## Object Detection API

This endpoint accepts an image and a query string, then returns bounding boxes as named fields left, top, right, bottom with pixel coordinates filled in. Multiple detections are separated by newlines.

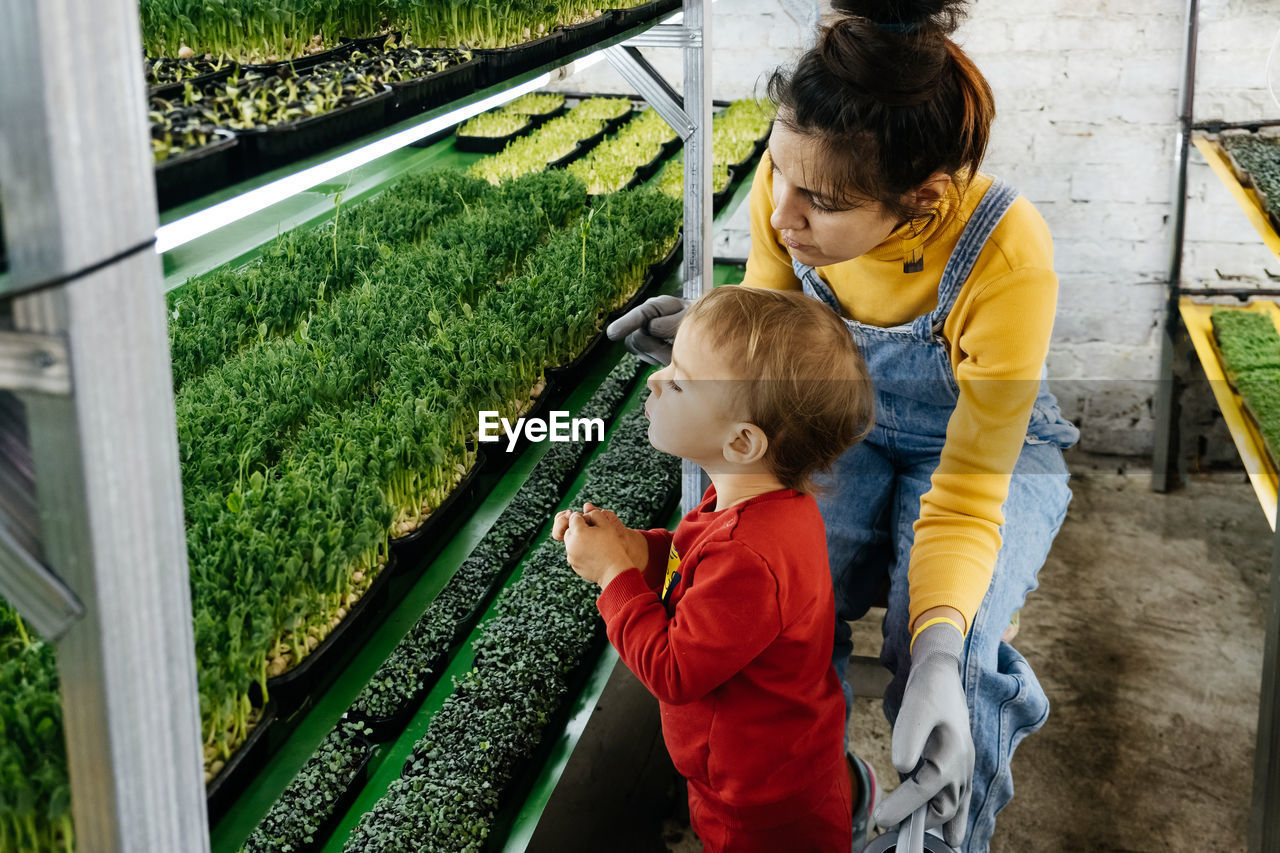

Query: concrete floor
left=658, top=452, right=1274, bottom=851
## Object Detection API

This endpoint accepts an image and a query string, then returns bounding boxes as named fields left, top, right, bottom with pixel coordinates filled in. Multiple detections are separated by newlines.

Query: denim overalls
left=795, top=178, right=1079, bottom=852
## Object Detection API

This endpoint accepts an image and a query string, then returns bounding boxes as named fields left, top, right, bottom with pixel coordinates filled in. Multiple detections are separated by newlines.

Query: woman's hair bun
left=830, top=0, right=968, bottom=34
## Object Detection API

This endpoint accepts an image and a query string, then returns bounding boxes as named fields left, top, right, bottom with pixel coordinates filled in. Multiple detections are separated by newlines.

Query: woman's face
left=767, top=121, right=902, bottom=267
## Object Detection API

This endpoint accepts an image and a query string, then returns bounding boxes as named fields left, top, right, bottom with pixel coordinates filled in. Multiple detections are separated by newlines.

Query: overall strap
left=792, top=257, right=844, bottom=316
left=914, top=177, right=1021, bottom=337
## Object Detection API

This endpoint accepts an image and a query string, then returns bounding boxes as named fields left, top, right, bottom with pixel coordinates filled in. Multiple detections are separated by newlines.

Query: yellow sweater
left=742, top=152, right=1059, bottom=632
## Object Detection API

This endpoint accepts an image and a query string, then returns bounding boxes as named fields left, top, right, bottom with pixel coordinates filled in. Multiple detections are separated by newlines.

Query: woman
left=608, top=1, right=1078, bottom=850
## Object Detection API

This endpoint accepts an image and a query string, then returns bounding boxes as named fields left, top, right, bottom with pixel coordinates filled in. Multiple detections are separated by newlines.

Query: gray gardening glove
left=605, top=293, right=690, bottom=366
left=873, top=621, right=974, bottom=848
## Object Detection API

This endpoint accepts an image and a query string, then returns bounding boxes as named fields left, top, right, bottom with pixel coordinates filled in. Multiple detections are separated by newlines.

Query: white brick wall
left=561, top=0, right=1280, bottom=457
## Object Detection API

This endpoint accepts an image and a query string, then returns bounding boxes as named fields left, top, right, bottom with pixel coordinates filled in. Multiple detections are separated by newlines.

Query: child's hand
left=580, top=505, right=650, bottom=571
left=552, top=502, right=602, bottom=542
left=562, top=506, right=641, bottom=589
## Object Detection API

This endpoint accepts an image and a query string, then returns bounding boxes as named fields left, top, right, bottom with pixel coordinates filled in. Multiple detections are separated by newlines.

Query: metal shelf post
left=605, top=0, right=711, bottom=514
left=0, top=0, right=210, bottom=850
left=1153, top=0, right=1280, bottom=846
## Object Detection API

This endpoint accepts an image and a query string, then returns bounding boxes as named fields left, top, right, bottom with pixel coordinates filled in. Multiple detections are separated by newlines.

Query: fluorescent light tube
left=154, top=72, right=552, bottom=254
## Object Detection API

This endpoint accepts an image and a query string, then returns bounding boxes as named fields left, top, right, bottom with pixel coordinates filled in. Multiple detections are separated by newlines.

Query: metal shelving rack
left=0, top=1, right=711, bottom=849
left=1152, top=0, right=1280, bottom=848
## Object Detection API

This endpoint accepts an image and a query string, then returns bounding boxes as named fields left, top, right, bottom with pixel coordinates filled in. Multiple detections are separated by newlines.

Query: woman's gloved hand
left=873, top=621, right=974, bottom=848
left=605, top=294, right=690, bottom=366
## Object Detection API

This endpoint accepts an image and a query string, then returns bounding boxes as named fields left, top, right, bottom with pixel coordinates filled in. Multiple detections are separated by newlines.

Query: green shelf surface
left=211, top=337, right=633, bottom=853
left=313, top=362, right=662, bottom=853
left=192, top=46, right=758, bottom=848
left=212, top=256, right=733, bottom=852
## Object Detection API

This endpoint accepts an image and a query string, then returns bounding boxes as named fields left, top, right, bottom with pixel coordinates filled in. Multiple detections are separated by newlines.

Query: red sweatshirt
left=596, top=486, right=848, bottom=816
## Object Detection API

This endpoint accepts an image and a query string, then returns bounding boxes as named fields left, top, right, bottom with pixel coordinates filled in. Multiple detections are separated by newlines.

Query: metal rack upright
left=1152, top=1, right=1280, bottom=848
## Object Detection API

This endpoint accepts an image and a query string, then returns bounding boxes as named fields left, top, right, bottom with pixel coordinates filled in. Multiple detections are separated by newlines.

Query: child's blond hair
left=682, top=285, right=873, bottom=493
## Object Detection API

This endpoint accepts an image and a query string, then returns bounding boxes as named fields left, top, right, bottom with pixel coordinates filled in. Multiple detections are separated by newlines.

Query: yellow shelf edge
left=1179, top=296, right=1279, bottom=530
left=1192, top=135, right=1280, bottom=263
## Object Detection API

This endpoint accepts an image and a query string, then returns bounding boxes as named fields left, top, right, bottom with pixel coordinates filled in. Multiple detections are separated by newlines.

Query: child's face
left=644, top=317, right=750, bottom=469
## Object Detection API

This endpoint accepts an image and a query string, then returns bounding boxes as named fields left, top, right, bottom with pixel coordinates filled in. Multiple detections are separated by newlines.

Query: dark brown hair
left=766, top=0, right=994, bottom=224
left=683, top=286, right=874, bottom=494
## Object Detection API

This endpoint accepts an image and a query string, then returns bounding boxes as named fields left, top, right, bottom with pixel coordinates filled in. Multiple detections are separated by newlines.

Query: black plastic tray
left=154, top=130, right=239, bottom=211
left=147, top=64, right=236, bottom=102
left=307, top=735, right=377, bottom=853
left=609, top=0, right=683, bottom=33
left=545, top=328, right=613, bottom=389
left=546, top=142, right=584, bottom=171
left=547, top=234, right=681, bottom=387
left=712, top=181, right=734, bottom=214
left=388, top=452, right=486, bottom=570
left=342, top=650, right=448, bottom=743
left=603, top=109, right=634, bottom=136
left=726, top=134, right=769, bottom=185
left=519, top=102, right=568, bottom=128
left=546, top=124, right=608, bottom=171
left=473, top=30, right=565, bottom=88
left=474, top=630, right=609, bottom=843
left=234, top=85, right=393, bottom=175
left=206, top=702, right=278, bottom=825
left=478, top=382, right=558, bottom=475
left=264, top=555, right=397, bottom=716
left=634, top=146, right=669, bottom=184
left=240, top=43, right=354, bottom=76
left=454, top=114, right=534, bottom=153
left=604, top=232, right=682, bottom=329
left=340, top=31, right=403, bottom=52
left=555, top=14, right=614, bottom=55
left=389, top=57, right=480, bottom=119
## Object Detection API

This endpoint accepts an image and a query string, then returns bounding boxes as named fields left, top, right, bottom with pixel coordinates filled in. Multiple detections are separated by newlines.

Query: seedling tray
left=342, top=651, right=448, bottom=743
left=547, top=235, right=682, bottom=388
left=389, top=57, right=480, bottom=119
left=479, top=382, right=559, bottom=476
left=207, top=702, right=278, bottom=826
left=634, top=147, right=669, bottom=184
left=265, top=556, right=397, bottom=717
left=234, top=85, right=393, bottom=175
left=154, top=129, right=239, bottom=211
left=473, top=31, right=564, bottom=88
left=545, top=331, right=613, bottom=389
left=546, top=125, right=609, bottom=171
left=614, top=232, right=684, bottom=318
left=603, top=110, right=633, bottom=136
left=340, top=32, right=404, bottom=52
left=388, top=453, right=486, bottom=570
left=306, top=735, right=378, bottom=853
left=712, top=182, right=734, bottom=214
left=1221, top=130, right=1280, bottom=236
left=454, top=114, right=535, bottom=153
left=240, top=43, right=354, bottom=76
left=554, top=14, right=614, bottom=55
left=727, top=134, right=769, bottom=185
left=147, top=64, right=235, bottom=101
left=474, top=631, right=610, bottom=842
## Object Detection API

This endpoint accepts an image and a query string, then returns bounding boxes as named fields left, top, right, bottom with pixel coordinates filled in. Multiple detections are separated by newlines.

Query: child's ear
left=722, top=422, right=769, bottom=466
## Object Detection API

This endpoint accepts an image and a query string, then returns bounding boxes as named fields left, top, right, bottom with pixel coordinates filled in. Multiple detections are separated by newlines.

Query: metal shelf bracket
left=622, top=23, right=701, bottom=49
left=601, top=45, right=696, bottom=138
left=0, top=330, right=72, bottom=396
left=0, top=524, right=84, bottom=641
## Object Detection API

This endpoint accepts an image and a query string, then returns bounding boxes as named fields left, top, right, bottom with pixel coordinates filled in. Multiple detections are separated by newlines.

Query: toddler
left=552, top=285, right=873, bottom=852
